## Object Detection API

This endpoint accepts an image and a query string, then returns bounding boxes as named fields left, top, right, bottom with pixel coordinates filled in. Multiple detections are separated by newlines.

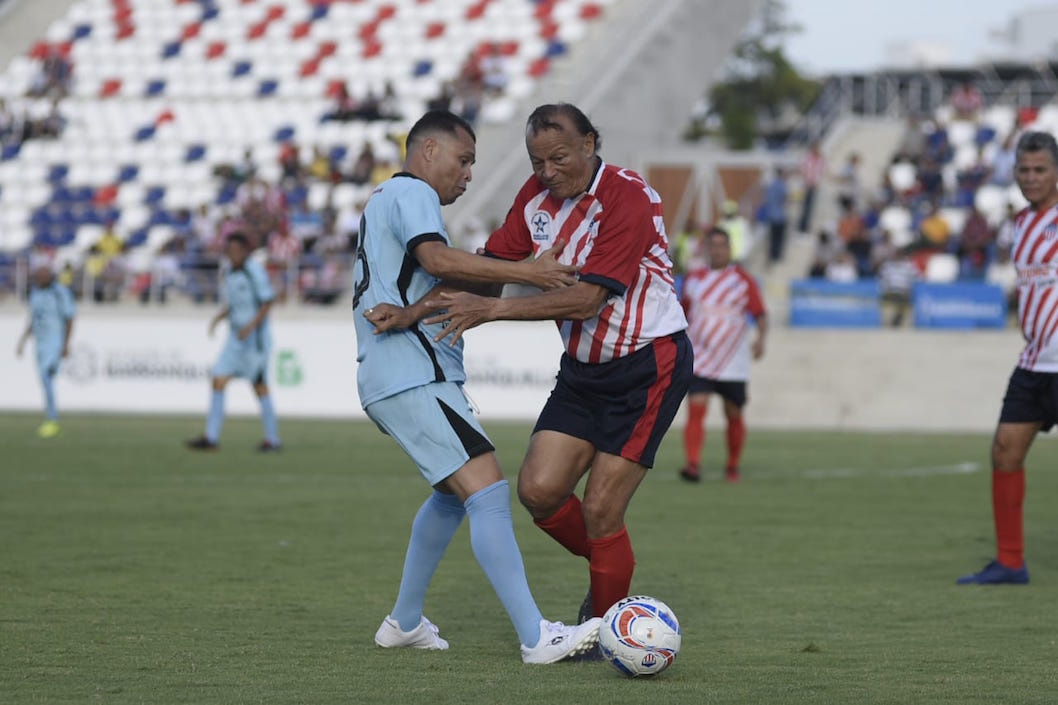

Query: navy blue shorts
left=999, top=367, right=1058, bottom=432
left=533, top=331, right=693, bottom=468
left=687, top=376, right=747, bottom=408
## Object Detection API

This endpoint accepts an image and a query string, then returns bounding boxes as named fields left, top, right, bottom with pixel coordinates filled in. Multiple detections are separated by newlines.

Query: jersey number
left=352, top=214, right=369, bottom=310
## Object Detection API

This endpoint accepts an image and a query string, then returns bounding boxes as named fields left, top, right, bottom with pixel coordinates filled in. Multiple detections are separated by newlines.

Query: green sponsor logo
left=276, top=350, right=303, bottom=387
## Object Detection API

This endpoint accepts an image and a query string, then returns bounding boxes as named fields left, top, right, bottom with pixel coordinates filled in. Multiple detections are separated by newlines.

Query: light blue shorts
left=213, top=335, right=270, bottom=383
left=366, top=382, right=495, bottom=486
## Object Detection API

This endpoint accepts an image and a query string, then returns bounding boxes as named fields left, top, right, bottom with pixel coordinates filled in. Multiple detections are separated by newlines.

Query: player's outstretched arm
left=62, top=318, right=74, bottom=358
left=752, top=312, right=769, bottom=359
left=414, top=241, right=576, bottom=291
left=208, top=306, right=229, bottom=337
left=426, top=281, right=610, bottom=346
left=15, top=321, right=31, bottom=357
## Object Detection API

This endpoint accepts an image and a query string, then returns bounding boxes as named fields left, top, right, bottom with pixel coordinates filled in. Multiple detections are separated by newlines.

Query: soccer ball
left=598, top=595, right=681, bottom=677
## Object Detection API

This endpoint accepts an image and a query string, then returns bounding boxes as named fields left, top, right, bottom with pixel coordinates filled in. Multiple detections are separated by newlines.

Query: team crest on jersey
left=530, top=211, right=552, bottom=241
left=1044, top=224, right=1058, bottom=240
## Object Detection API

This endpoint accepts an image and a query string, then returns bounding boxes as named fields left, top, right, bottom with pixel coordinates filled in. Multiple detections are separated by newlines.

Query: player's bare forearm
left=62, top=319, right=74, bottom=355
left=414, top=241, right=576, bottom=290
left=426, top=282, right=610, bottom=346
left=753, top=313, right=769, bottom=358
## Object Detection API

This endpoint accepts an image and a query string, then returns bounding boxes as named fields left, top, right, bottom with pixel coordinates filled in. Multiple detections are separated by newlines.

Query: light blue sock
left=205, top=389, right=225, bottom=442
left=465, top=480, right=544, bottom=647
left=42, top=371, right=58, bottom=421
left=258, top=394, right=280, bottom=445
left=391, top=491, right=466, bottom=632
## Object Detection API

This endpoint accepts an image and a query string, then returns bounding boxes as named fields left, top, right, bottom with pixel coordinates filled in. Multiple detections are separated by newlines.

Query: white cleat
left=374, top=615, right=449, bottom=650
left=520, top=618, right=602, bottom=664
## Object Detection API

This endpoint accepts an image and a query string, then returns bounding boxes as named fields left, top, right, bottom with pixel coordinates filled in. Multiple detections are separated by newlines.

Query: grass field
left=3, top=413, right=1058, bottom=704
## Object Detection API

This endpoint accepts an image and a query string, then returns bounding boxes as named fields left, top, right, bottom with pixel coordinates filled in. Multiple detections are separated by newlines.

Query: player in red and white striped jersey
left=678, top=227, right=767, bottom=484
left=958, top=131, right=1058, bottom=585
left=428, top=104, right=692, bottom=624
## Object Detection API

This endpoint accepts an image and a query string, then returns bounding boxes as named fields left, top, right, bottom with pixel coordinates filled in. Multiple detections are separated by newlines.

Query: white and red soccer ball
left=598, top=595, right=682, bottom=677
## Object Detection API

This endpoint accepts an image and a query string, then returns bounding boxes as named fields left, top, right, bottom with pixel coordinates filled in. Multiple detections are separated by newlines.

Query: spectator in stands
left=481, top=43, right=510, bottom=95
left=719, top=200, right=750, bottom=262
left=0, top=99, right=15, bottom=145
left=991, top=132, right=1017, bottom=187
left=670, top=218, right=702, bottom=275
left=996, top=201, right=1018, bottom=250
left=278, top=141, right=302, bottom=186
left=798, top=140, right=825, bottom=235
left=348, top=142, right=377, bottom=185
left=29, top=46, right=72, bottom=99
left=307, top=146, right=333, bottom=182
left=950, top=81, right=984, bottom=121
left=37, top=99, right=66, bottom=139
left=378, top=81, right=402, bottom=122
left=807, top=230, right=839, bottom=278
left=267, top=223, right=302, bottom=302
left=324, top=81, right=358, bottom=122
left=918, top=202, right=951, bottom=251
left=761, top=168, right=788, bottom=266
left=878, top=249, right=917, bottom=326
left=916, top=155, right=944, bottom=202
left=427, top=82, right=455, bottom=113
left=834, top=152, right=861, bottom=210
left=897, top=115, right=927, bottom=162
left=836, top=201, right=870, bottom=275
left=824, top=250, right=858, bottom=283
left=956, top=205, right=994, bottom=278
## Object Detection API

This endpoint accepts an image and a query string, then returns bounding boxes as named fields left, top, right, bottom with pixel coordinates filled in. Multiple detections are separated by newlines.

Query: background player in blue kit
left=354, top=110, right=599, bottom=663
left=186, top=232, right=281, bottom=452
left=16, top=265, right=76, bottom=438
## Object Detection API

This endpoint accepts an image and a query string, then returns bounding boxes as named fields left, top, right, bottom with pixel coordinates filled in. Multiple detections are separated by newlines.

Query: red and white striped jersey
left=1013, top=203, right=1058, bottom=372
left=485, top=161, right=687, bottom=363
left=681, top=264, right=765, bottom=381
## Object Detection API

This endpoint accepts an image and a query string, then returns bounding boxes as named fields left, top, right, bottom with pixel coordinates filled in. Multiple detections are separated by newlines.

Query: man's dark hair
left=526, top=103, right=602, bottom=151
left=707, top=226, right=730, bottom=242
left=226, top=231, right=250, bottom=249
left=406, top=110, right=476, bottom=150
left=1016, top=131, right=1058, bottom=166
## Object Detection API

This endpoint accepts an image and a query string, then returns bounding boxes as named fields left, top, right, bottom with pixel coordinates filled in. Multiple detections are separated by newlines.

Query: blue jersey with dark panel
left=223, top=258, right=274, bottom=347
left=29, top=283, right=75, bottom=351
left=353, top=173, right=465, bottom=407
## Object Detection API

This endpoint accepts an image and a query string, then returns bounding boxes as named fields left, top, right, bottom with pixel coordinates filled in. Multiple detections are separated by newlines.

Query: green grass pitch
left=2, top=413, right=1058, bottom=704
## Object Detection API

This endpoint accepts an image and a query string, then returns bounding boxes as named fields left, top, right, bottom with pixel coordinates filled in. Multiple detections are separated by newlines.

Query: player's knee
left=580, top=493, right=622, bottom=537
left=211, top=377, right=226, bottom=391
left=516, top=472, right=562, bottom=517
left=991, top=435, right=1024, bottom=471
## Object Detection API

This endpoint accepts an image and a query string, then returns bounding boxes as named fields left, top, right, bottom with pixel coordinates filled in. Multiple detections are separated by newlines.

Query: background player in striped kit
left=15, top=265, right=76, bottom=438
left=678, top=226, right=767, bottom=484
left=958, top=131, right=1058, bottom=585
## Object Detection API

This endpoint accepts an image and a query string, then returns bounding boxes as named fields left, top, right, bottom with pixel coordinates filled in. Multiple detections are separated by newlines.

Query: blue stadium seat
left=126, top=228, right=149, bottom=247
left=162, top=41, right=181, bottom=59
left=1, top=143, right=20, bottom=161
left=73, top=24, right=92, bottom=40
left=232, top=61, right=252, bottom=78
left=48, top=165, right=69, bottom=184
left=413, top=60, right=432, bottom=77
left=144, top=186, right=166, bottom=205
left=134, top=125, right=157, bottom=142
left=185, top=144, right=206, bottom=162
left=118, top=164, right=139, bottom=182
left=274, top=125, right=295, bottom=142
left=258, top=79, right=278, bottom=96
left=146, top=79, right=166, bottom=96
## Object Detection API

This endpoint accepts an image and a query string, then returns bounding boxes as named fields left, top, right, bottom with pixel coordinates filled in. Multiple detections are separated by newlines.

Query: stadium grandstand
left=0, top=0, right=754, bottom=304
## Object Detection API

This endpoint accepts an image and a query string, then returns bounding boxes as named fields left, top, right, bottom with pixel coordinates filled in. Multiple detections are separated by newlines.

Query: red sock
left=992, top=469, right=1025, bottom=569
left=683, top=401, right=707, bottom=467
left=534, top=495, right=590, bottom=559
left=588, top=528, right=635, bottom=617
left=726, top=416, right=746, bottom=470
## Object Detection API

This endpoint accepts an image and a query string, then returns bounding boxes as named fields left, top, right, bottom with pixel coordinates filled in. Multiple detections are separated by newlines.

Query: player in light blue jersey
left=186, top=232, right=281, bottom=452
left=16, top=266, right=76, bottom=438
left=355, top=110, right=599, bottom=664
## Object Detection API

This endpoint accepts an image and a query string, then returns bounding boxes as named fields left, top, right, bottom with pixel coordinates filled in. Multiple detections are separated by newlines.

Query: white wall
left=0, top=309, right=1030, bottom=432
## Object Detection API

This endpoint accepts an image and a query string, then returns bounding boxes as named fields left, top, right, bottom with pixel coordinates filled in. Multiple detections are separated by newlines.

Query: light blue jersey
left=29, top=283, right=75, bottom=362
left=223, top=258, right=274, bottom=347
left=353, top=173, right=465, bottom=407
left=212, top=258, right=275, bottom=381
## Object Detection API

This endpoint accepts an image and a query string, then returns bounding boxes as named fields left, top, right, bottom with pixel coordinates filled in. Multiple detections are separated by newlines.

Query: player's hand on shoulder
left=530, top=243, right=578, bottom=290
left=364, top=303, right=412, bottom=334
